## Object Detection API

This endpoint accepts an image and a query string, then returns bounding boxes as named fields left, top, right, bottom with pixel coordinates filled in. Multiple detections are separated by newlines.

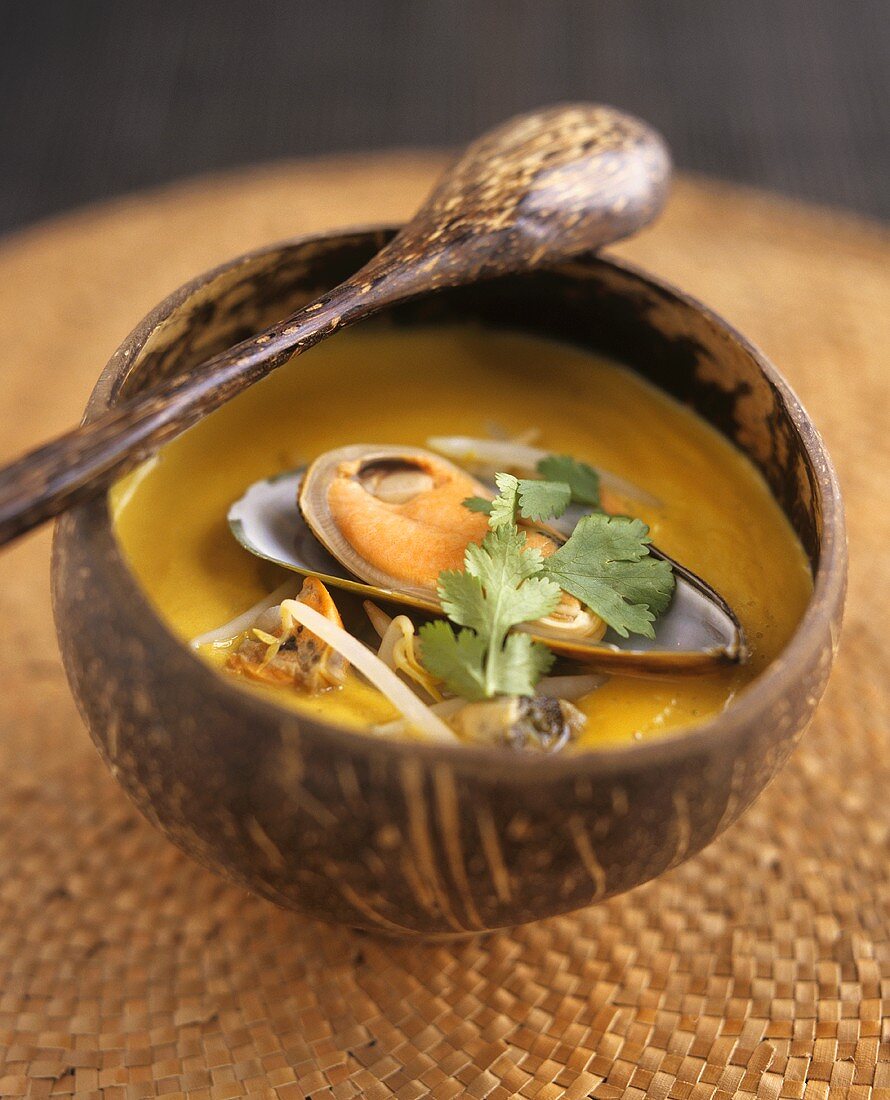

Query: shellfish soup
left=111, top=325, right=812, bottom=751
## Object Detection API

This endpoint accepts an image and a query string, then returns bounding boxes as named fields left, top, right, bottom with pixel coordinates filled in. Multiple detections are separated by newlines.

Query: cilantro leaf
left=462, top=496, right=493, bottom=515
left=423, top=462, right=675, bottom=701
left=437, top=567, right=489, bottom=634
left=496, top=632, right=555, bottom=695
left=427, top=522, right=561, bottom=699
left=488, top=472, right=520, bottom=529
left=517, top=479, right=571, bottom=522
left=542, top=513, right=675, bottom=638
left=484, top=470, right=571, bottom=526
left=537, top=454, right=601, bottom=508
left=419, top=618, right=554, bottom=702
left=418, top=621, right=488, bottom=701
left=463, top=525, right=547, bottom=595
left=458, top=526, right=561, bottom=656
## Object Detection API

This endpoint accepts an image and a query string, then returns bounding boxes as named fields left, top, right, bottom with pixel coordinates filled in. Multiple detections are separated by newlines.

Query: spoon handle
left=0, top=277, right=390, bottom=547
left=0, top=104, right=671, bottom=548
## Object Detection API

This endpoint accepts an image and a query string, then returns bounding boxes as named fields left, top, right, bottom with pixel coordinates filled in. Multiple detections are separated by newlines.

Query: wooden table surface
left=0, top=157, right=887, bottom=1098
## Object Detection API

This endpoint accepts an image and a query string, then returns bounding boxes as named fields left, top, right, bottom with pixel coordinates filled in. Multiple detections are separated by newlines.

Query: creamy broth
left=111, top=326, right=812, bottom=747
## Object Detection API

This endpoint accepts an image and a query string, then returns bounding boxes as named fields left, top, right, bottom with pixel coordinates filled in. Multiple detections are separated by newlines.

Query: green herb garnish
left=462, top=496, right=494, bottom=515
left=541, top=514, right=674, bottom=638
left=421, top=457, right=674, bottom=700
left=419, top=483, right=561, bottom=700
left=536, top=454, right=601, bottom=508
left=463, top=471, right=571, bottom=527
left=515, top=478, right=572, bottom=523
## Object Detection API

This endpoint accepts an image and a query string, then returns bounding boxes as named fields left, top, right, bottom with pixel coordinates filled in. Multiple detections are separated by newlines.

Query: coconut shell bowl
left=51, top=226, right=846, bottom=938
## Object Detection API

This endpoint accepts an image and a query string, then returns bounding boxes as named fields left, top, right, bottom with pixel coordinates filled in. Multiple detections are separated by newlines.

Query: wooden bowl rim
left=64, top=223, right=846, bottom=780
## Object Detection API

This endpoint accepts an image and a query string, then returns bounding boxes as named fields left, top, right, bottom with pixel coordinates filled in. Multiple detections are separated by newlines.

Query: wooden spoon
left=0, top=103, right=670, bottom=547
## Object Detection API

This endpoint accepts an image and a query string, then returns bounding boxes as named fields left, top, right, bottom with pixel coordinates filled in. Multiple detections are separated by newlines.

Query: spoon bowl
left=368, top=103, right=670, bottom=287
left=52, top=226, right=845, bottom=936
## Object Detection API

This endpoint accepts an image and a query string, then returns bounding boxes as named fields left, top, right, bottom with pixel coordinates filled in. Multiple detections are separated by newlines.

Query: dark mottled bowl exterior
left=52, top=228, right=846, bottom=937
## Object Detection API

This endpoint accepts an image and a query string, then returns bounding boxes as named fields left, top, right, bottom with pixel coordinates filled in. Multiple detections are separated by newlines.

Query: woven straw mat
left=0, top=157, right=887, bottom=1098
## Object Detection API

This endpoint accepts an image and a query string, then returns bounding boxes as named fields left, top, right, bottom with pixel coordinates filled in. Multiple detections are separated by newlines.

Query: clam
left=228, top=445, right=746, bottom=675
left=450, top=695, right=587, bottom=753
left=226, top=576, right=348, bottom=691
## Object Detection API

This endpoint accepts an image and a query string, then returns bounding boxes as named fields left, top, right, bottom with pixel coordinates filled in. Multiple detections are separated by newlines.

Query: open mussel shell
left=228, top=467, right=441, bottom=615
left=228, top=468, right=437, bottom=616
left=229, top=450, right=746, bottom=677
left=516, top=548, right=745, bottom=673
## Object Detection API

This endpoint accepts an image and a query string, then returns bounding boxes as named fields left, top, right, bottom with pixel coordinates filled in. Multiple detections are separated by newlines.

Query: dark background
left=1, top=0, right=888, bottom=236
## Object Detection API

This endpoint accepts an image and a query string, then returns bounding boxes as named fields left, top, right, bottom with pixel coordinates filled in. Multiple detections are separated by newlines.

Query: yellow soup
left=111, top=325, right=812, bottom=748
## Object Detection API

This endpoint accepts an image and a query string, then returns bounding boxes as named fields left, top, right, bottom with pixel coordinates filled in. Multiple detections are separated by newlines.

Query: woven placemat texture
left=0, top=157, right=887, bottom=1099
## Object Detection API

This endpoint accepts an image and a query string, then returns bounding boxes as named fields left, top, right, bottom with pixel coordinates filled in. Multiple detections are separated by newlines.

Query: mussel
left=300, top=445, right=493, bottom=604
left=228, top=444, right=746, bottom=675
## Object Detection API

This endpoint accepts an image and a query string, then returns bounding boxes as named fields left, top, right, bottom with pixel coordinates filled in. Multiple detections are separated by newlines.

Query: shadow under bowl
left=52, top=226, right=846, bottom=937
